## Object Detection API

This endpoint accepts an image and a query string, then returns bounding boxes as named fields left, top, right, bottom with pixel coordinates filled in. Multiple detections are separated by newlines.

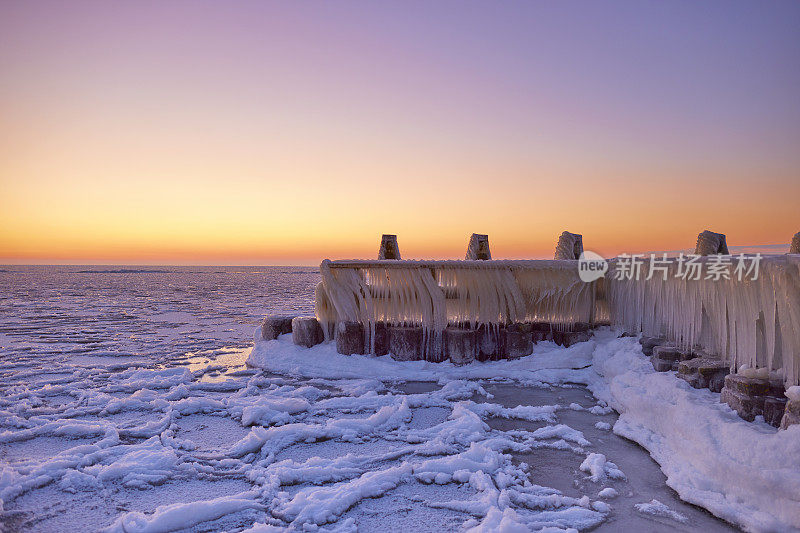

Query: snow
left=597, top=487, right=618, bottom=499
left=247, top=332, right=596, bottom=384
left=245, top=330, right=800, bottom=532
left=2, top=326, right=622, bottom=531
left=634, top=499, right=689, bottom=524
left=786, top=385, right=800, bottom=403
left=2, top=279, right=796, bottom=533
left=589, top=332, right=800, bottom=532
left=579, top=453, right=625, bottom=483
left=275, top=465, right=412, bottom=526
left=104, top=492, right=265, bottom=533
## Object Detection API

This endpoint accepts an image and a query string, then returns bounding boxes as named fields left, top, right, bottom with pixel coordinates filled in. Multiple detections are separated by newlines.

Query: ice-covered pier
left=258, top=231, right=800, bottom=429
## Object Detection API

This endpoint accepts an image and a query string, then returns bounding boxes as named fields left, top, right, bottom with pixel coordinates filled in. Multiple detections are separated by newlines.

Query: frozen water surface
left=0, top=266, right=774, bottom=531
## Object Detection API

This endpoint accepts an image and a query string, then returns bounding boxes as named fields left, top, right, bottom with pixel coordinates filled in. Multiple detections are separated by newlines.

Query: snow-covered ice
left=0, top=329, right=745, bottom=532
left=634, top=499, right=689, bottom=524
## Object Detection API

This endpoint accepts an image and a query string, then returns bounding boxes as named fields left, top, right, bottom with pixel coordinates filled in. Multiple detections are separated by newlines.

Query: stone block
left=445, top=327, right=477, bottom=365
left=640, top=336, right=665, bottom=356
left=721, top=388, right=763, bottom=422
left=531, top=330, right=548, bottom=343
left=477, top=325, right=503, bottom=361
left=531, top=322, right=553, bottom=343
left=389, top=325, right=423, bottom=361
left=260, top=315, right=294, bottom=341
left=768, top=379, right=785, bottom=398
left=503, top=323, right=533, bottom=359
left=708, top=372, right=728, bottom=393
left=335, top=321, right=365, bottom=355
left=677, top=358, right=730, bottom=390
left=372, top=322, right=389, bottom=356
left=719, top=373, right=786, bottom=424
left=292, top=316, right=324, bottom=348
left=558, top=331, right=592, bottom=347
left=651, top=356, right=674, bottom=372
left=764, top=397, right=788, bottom=428
left=652, top=345, right=680, bottom=362
left=723, top=374, right=770, bottom=397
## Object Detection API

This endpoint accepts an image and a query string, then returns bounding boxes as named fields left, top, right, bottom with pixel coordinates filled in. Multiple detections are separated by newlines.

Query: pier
left=257, top=231, right=800, bottom=429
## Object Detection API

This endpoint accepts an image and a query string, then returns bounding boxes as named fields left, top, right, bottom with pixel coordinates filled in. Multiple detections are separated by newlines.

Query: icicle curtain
left=606, top=255, right=800, bottom=386
left=315, top=259, right=597, bottom=360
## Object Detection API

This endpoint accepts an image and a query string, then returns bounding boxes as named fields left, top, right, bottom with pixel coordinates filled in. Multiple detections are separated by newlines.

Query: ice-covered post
left=292, top=317, right=324, bottom=348
left=466, top=233, right=491, bottom=260
left=258, top=315, right=294, bottom=341
left=782, top=388, right=800, bottom=429
left=444, top=327, right=477, bottom=364
left=335, top=321, right=365, bottom=355
left=790, top=232, right=800, bottom=254
left=695, top=230, right=729, bottom=256
left=554, top=231, right=583, bottom=260
left=378, top=234, right=401, bottom=260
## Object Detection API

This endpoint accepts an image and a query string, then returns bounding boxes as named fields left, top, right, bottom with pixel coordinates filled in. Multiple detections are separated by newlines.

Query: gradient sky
left=1, top=1, right=799, bottom=265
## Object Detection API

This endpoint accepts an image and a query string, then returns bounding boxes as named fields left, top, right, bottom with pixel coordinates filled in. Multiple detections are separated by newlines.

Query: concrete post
left=554, top=231, right=584, bottom=260
left=503, top=323, right=533, bottom=359
left=444, top=327, right=477, bottom=365
left=292, top=316, right=325, bottom=348
left=477, top=324, right=503, bottom=361
left=531, top=322, right=553, bottom=343
left=378, top=235, right=401, bottom=260
left=336, top=321, right=365, bottom=355
left=259, top=316, right=294, bottom=341
left=695, top=230, right=729, bottom=256
left=466, top=234, right=491, bottom=260
left=372, top=322, right=390, bottom=356
left=388, top=325, right=422, bottom=361
left=790, top=232, right=800, bottom=254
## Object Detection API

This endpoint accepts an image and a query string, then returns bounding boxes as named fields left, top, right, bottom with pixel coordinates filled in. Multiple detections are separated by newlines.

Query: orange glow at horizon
left=1, top=2, right=799, bottom=265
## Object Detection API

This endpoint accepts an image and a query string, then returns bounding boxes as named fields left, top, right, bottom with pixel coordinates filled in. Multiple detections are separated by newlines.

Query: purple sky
left=1, top=1, right=799, bottom=263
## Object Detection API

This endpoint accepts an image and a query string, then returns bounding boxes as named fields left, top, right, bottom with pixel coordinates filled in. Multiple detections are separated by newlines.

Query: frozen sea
left=0, top=266, right=764, bottom=531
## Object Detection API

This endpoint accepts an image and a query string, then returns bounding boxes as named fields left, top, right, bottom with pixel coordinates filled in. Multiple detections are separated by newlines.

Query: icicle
left=605, top=255, right=800, bottom=386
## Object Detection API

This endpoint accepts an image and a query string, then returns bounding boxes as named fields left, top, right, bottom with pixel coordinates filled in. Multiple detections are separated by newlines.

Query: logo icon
left=578, top=251, right=608, bottom=282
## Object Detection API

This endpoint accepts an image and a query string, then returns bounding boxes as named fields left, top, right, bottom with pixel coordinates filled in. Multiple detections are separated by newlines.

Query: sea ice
left=0, top=324, right=792, bottom=532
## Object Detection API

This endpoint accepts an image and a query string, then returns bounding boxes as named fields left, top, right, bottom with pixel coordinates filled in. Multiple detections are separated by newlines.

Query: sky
left=1, top=1, right=799, bottom=265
